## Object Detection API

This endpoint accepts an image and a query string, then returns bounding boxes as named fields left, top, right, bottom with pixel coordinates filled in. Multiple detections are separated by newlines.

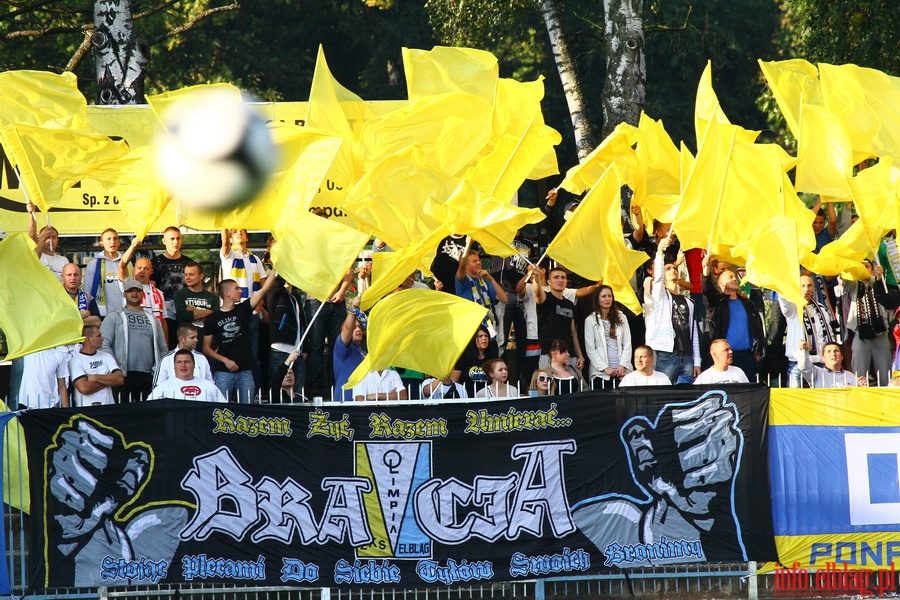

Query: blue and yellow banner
left=770, top=388, right=900, bottom=570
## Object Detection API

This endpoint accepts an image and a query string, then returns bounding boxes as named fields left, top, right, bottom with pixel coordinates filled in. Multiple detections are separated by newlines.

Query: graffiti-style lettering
left=604, top=537, right=703, bottom=566
left=180, top=447, right=373, bottom=546
left=415, top=441, right=577, bottom=543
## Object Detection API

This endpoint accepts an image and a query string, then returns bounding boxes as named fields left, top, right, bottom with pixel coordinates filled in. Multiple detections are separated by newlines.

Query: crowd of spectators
left=8, top=190, right=896, bottom=409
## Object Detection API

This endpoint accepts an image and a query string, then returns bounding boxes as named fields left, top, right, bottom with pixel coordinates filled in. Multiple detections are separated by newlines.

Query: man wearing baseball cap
left=100, top=277, right=167, bottom=403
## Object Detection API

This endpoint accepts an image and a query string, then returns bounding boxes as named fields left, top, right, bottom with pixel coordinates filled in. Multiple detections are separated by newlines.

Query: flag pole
left=288, top=292, right=327, bottom=370
left=15, top=165, right=55, bottom=252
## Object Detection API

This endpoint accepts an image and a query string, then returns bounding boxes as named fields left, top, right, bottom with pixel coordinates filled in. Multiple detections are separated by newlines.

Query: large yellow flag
left=175, top=123, right=343, bottom=231
left=757, top=59, right=823, bottom=139
left=849, top=158, right=897, bottom=250
left=88, top=146, right=170, bottom=239
left=345, top=288, right=487, bottom=389
left=403, top=46, right=498, bottom=103
left=558, top=122, right=639, bottom=194
left=819, top=63, right=900, bottom=164
left=0, top=123, right=129, bottom=211
left=733, top=215, right=806, bottom=309
left=795, top=102, right=853, bottom=198
left=0, top=234, right=84, bottom=361
left=442, top=181, right=545, bottom=257
left=801, top=220, right=871, bottom=280
left=633, top=113, right=681, bottom=223
left=492, top=77, right=559, bottom=179
left=359, top=92, right=493, bottom=177
left=694, top=62, right=759, bottom=148
left=270, top=212, right=370, bottom=303
left=546, top=164, right=647, bottom=314
left=360, top=226, right=450, bottom=311
left=464, top=122, right=561, bottom=205
left=341, top=145, right=454, bottom=249
left=307, top=46, right=373, bottom=207
left=0, top=70, right=89, bottom=130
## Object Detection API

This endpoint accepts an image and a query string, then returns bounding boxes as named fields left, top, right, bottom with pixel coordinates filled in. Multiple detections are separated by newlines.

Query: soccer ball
left=156, top=89, right=277, bottom=211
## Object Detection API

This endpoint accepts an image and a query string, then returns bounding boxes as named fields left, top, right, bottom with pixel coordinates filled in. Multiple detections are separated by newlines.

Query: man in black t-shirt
left=204, top=273, right=277, bottom=403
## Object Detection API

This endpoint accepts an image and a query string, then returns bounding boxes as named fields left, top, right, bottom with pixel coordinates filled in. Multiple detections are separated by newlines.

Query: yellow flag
left=270, top=212, right=370, bottom=303
left=87, top=146, right=170, bottom=238
left=464, top=122, right=561, bottom=203
left=633, top=113, right=682, bottom=223
left=758, top=59, right=823, bottom=139
left=802, top=220, right=871, bottom=280
left=0, top=234, right=84, bottom=361
left=694, top=62, right=759, bottom=147
left=0, top=70, right=89, bottom=130
left=850, top=158, right=897, bottom=250
left=307, top=46, right=373, bottom=206
left=0, top=401, right=29, bottom=514
left=819, top=63, right=900, bottom=164
left=403, top=46, right=498, bottom=103
left=558, top=122, right=639, bottom=194
left=361, top=227, right=449, bottom=311
left=795, top=102, right=853, bottom=198
left=492, top=77, right=559, bottom=179
left=546, top=164, right=647, bottom=314
left=345, top=288, right=487, bottom=389
left=0, top=123, right=129, bottom=211
left=341, top=145, right=454, bottom=249
left=359, top=92, right=493, bottom=177
left=677, top=119, right=794, bottom=255
left=733, top=216, right=806, bottom=309
left=176, top=123, right=343, bottom=231
left=443, top=181, right=545, bottom=257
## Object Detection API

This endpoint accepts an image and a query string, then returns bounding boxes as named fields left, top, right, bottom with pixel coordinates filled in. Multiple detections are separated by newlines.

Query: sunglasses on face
left=537, top=375, right=551, bottom=382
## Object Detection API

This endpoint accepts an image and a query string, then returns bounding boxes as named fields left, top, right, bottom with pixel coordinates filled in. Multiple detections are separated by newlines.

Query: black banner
left=20, top=385, right=775, bottom=589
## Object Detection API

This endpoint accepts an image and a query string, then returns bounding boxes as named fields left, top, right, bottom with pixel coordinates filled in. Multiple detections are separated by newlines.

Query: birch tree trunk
left=92, top=0, right=149, bottom=104
left=537, top=0, right=596, bottom=161
left=600, top=0, right=645, bottom=138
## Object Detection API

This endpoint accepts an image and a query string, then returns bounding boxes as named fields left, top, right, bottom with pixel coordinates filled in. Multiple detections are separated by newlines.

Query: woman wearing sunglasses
left=528, top=368, right=557, bottom=396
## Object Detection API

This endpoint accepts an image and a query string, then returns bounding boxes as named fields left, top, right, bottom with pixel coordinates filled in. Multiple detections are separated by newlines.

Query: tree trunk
left=92, top=0, right=149, bottom=104
left=600, top=0, right=644, bottom=138
left=537, top=0, right=596, bottom=161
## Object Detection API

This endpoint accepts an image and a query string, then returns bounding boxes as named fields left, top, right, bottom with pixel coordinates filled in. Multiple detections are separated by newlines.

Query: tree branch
left=65, top=30, right=94, bottom=72
left=150, top=2, right=240, bottom=44
left=3, top=25, right=91, bottom=39
left=133, top=0, right=181, bottom=21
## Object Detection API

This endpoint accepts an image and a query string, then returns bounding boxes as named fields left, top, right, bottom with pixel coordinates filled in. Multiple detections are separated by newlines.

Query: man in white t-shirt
left=619, top=346, right=671, bottom=387
left=694, top=339, right=750, bottom=385
left=18, top=346, right=70, bottom=409
left=153, top=323, right=213, bottom=387
left=797, top=340, right=864, bottom=388
left=69, top=325, right=123, bottom=406
left=148, top=350, right=227, bottom=402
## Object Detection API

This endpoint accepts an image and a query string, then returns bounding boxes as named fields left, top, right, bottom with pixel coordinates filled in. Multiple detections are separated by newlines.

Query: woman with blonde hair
left=528, top=368, right=556, bottom=396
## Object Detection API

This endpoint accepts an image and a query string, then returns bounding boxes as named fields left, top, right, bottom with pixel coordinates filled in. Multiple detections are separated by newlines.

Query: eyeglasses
left=537, top=375, right=551, bottom=382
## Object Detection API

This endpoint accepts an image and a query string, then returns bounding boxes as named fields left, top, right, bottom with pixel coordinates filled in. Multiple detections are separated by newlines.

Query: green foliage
left=783, top=0, right=898, bottom=76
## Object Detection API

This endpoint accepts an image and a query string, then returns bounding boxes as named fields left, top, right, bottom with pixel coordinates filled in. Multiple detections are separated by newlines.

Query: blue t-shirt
left=725, top=298, right=752, bottom=351
left=333, top=337, right=365, bottom=402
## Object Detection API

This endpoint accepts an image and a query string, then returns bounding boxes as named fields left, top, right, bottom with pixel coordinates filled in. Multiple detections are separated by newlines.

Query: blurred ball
left=156, top=90, right=277, bottom=210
